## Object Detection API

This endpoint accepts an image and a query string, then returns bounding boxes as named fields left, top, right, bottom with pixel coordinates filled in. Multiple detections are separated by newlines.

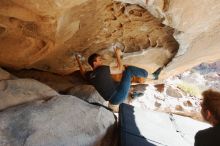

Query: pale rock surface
left=0, top=67, right=11, bottom=80
left=156, top=0, right=220, bottom=78
left=67, top=85, right=106, bottom=105
left=117, top=0, right=220, bottom=79
left=0, top=95, right=116, bottom=146
left=166, top=86, right=183, bottom=98
left=0, top=78, right=58, bottom=111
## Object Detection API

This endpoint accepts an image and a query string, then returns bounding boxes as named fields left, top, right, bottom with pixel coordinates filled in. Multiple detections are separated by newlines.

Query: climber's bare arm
left=75, top=55, right=86, bottom=78
left=110, top=48, right=125, bottom=82
left=114, top=47, right=124, bottom=71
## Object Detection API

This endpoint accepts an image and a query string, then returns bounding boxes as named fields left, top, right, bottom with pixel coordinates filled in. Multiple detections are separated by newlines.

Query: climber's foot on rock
left=152, top=67, right=163, bottom=80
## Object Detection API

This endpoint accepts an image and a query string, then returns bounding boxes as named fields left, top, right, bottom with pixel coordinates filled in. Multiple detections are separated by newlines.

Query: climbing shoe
left=108, top=103, right=119, bottom=113
left=131, top=92, right=144, bottom=99
left=152, top=67, right=163, bottom=80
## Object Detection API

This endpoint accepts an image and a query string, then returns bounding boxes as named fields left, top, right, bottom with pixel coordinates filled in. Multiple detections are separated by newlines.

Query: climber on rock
left=75, top=48, right=162, bottom=112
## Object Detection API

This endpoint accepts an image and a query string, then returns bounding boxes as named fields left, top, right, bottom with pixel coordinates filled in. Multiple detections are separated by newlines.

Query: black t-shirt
left=195, top=124, right=220, bottom=146
left=86, top=65, right=119, bottom=101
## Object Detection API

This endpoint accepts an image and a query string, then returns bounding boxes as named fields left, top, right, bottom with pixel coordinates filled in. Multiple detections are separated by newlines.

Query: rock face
left=0, top=0, right=178, bottom=75
left=0, top=78, right=58, bottom=111
left=0, top=0, right=220, bottom=77
left=0, top=67, right=59, bottom=111
left=0, top=68, right=58, bottom=111
left=10, top=69, right=85, bottom=93
left=0, top=68, right=11, bottom=80
left=117, top=0, right=220, bottom=78
left=149, top=0, right=220, bottom=78
left=0, top=95, right=116, bottom=146
left=67, top=84, right=106, bottom=104
left=0, top=69, right=116, bottom=146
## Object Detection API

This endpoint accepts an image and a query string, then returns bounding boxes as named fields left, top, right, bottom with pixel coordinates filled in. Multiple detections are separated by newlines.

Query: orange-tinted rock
left=175, top=105, right=183, bottom=111
left=0, top=0, right=178, bottom=75
left=183, top=100, right=193, bottom=107
left=154, top=84, right=165, bottom=92
left=1, top=0, right=219, bottom=79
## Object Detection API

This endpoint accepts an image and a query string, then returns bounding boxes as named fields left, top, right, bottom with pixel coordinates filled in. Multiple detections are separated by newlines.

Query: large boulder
left=0, top=95, right=116, bottom=146
left=0, top=78, right=58, bottom=111
left=67, top=85, right=106, bottom=105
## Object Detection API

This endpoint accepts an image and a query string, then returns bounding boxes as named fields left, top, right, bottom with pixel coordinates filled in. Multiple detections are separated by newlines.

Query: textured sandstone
left=0, top=0, right=178, bottom=75
left=116, top=0, right=220, bottom=78
left=0, top=0, right=220, bottom=77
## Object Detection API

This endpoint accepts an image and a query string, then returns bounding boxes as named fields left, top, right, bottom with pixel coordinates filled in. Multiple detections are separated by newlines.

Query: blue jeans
left=109, top=66, right=148, bottom=104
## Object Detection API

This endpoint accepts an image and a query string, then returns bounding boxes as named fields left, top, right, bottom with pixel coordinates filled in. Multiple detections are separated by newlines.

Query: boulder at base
left=0, top=95, right=116, bottom=146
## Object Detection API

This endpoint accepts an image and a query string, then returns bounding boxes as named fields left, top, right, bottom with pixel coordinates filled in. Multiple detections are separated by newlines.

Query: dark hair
left=88, top=53, right=100, bottom=67
left=202, top=89, right=220, bottom=122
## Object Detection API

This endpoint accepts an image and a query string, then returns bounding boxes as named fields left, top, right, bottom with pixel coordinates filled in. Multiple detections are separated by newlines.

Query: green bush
left=177, top=82, right=201, bottom=97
